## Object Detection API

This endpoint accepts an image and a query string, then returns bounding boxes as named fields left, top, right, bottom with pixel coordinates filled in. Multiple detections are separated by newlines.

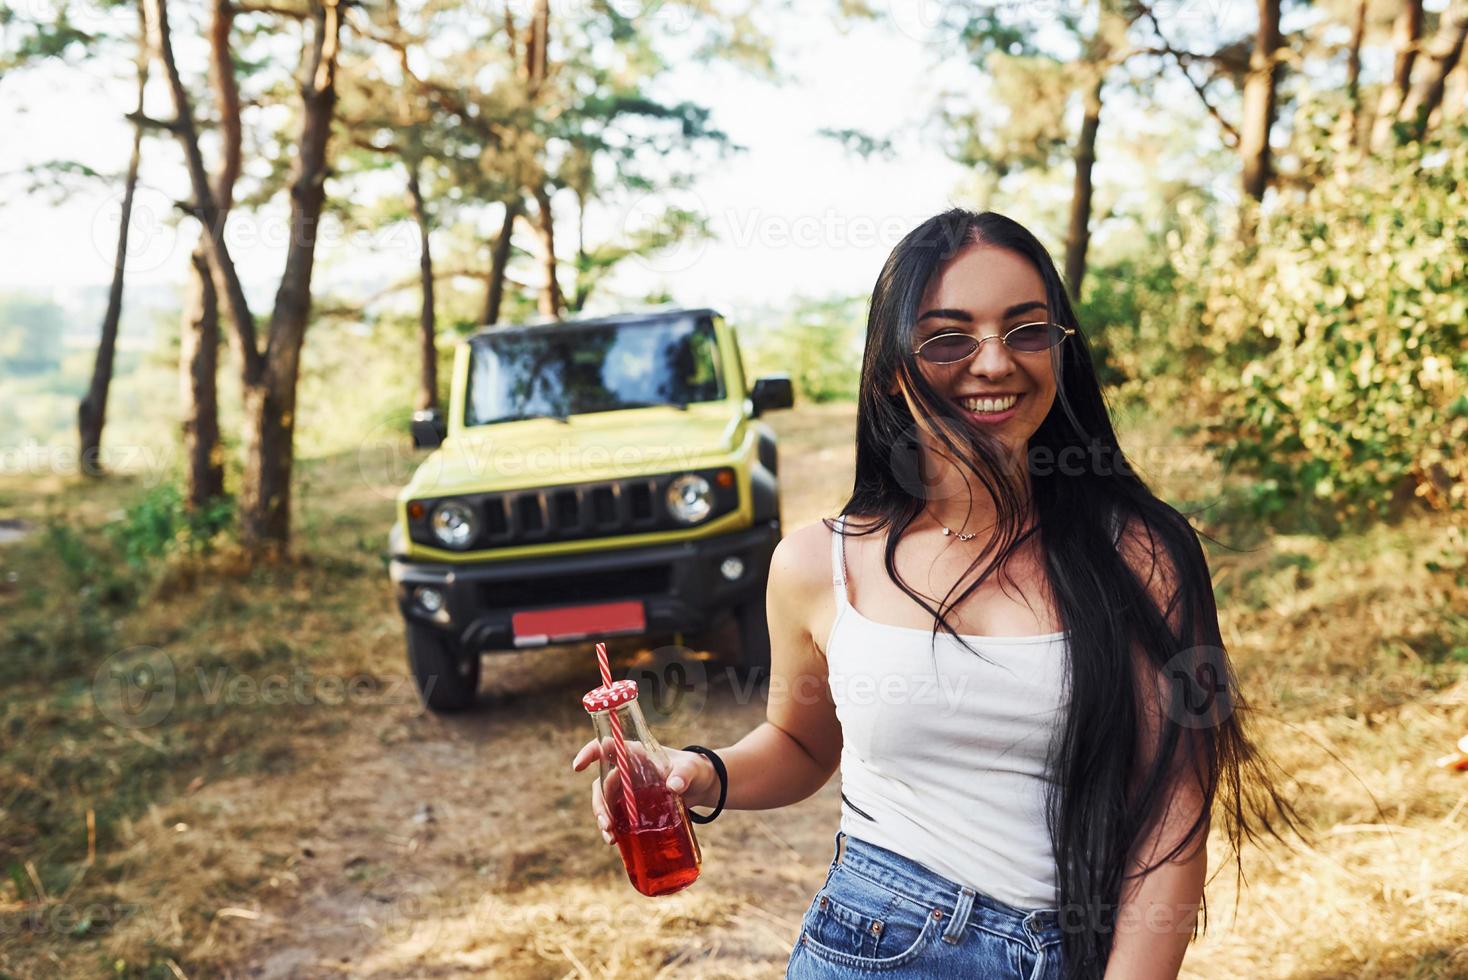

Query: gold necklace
left=939, top=524, right=977, bottom=541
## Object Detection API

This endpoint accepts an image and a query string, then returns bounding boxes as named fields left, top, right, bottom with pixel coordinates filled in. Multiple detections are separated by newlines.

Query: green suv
left=388, top=307, right=793, bottom=711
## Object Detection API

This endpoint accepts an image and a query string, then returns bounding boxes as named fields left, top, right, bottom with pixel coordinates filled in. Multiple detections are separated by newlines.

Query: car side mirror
left=411, top=408, right=446, bottom=449
left=748, top=375, right=794, bottom=418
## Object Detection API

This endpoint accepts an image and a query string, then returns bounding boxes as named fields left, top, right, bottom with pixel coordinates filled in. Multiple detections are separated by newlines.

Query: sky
left=0, top=1, right=1261, bottom=331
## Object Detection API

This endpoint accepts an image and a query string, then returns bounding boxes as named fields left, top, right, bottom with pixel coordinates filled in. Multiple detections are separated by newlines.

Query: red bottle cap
left=582, top=678, right=639, bottom=712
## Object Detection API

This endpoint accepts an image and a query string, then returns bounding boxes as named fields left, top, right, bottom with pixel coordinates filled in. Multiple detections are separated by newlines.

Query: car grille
left=481, top=564, right=673, bottom=606
left=408, top=469, right=738, bottom=551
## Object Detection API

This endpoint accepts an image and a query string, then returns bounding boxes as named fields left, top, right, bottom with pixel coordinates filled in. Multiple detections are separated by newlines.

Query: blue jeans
left=785, top=830, right=1065, bottom=979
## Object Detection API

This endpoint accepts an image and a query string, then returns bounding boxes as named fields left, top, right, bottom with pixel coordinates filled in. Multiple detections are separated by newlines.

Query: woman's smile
left=953, top=392, right=1024, bottom=422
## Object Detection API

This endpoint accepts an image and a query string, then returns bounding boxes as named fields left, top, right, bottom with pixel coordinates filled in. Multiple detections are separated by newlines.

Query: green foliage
left=744, top=296, right=864, bottom=403
left=0, top=483, right=231, bottom=688
left=0, top=293, right=65, bottom=376
left=1197, top=126, right=1462, bottom=531
left=817, top=126, right=896, bottom=161
left=105, top=483, right=235, bottom=570
left=1, top=523, right=129, bottom=688
left=1166, top=122, right=1468, bottom=534
left=1073, top=257, right=1182, bottom=391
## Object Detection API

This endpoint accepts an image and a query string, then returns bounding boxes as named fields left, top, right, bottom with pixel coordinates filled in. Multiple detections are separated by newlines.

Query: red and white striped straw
left=596, top=641, right=613, bottom=687
left=596, top=642, right=639, bottom=826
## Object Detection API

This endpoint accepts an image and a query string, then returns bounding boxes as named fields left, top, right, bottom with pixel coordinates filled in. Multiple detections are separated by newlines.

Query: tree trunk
left=1339, top=0, right=1368, bottom=150
left=1371, top=0, right=1425, bottom=151
left=481, top=199, right=519, bottom=325
left=238, top=0, right=343, bottom=555
left=527, top=0, right=548, bottom=91
left=1446, top=59, right=1468, bottom=124
left=77, top=0, right=148, bottom=478
left=1063, top=71, right=1103, bottom=301
left=78, top=123, right=140, bottom=477
left=522, top=0, right=557, bottom=319
left=1396, top=4, right=1468, bottom=142
left=407, top=161, right=437, bottom=410
left=532, top=184, right=561, bottom=318
left=148, top=0, right=261, bottom=383
left=1240, top=0, right=1282, bottom=203
left=152, top=0, right=342, bottom=560
left=1392, top=0, right=1426, bottom=95
left=571, top=186, right=589, bottom=313
left=180, top=247, right=224, bottom=505
left=180, top=0, right=241, bottom=509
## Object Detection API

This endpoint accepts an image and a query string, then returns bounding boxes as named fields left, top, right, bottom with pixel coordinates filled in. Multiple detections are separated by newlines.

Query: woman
left=572, top=208, right=1302, bottom=979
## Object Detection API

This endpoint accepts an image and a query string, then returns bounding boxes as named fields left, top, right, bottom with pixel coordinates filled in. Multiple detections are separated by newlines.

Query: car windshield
left=464, top=314, right=726, bottom=426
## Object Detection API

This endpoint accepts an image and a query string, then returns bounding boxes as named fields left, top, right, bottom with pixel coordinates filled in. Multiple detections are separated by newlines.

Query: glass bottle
left=582, top=679, right=702, bottom=897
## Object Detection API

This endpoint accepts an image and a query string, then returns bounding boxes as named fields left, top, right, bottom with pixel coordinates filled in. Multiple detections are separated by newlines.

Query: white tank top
left=825, top=513, right=1070, bottom=911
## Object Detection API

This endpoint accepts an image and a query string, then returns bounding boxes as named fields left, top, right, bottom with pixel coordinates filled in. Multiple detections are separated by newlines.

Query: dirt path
left=219, top=644, right=841, bottom=979
left=218, top=406, right=862, bottom=978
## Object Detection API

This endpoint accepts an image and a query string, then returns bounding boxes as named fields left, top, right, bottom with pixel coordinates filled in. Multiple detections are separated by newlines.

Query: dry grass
left=2, top=403, right=1465, bottom=978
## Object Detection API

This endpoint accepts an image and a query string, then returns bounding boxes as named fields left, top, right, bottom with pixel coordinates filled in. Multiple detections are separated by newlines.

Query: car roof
left=468, top=306, right=723, bottom=341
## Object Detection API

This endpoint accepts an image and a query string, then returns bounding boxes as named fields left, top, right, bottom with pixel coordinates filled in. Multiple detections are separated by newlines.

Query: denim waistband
left=829, top=830, right=1063, bottom=951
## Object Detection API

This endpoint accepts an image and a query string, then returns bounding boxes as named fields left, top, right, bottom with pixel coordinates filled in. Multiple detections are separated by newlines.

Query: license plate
left=511, top=600, right=646, bottom=644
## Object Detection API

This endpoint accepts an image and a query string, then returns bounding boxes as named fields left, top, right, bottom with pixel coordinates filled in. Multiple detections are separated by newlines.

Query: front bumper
left=389, top=519, right=780, bottom=653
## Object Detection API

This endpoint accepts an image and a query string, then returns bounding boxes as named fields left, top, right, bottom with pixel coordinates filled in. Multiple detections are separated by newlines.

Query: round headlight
left=665, top=474, right=713, bottom=524
left=430, top=500, right=478, bottom=549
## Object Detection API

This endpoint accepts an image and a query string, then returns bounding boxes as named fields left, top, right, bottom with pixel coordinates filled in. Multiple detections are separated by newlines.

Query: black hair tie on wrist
left=680, top=744, right=727, bottom=824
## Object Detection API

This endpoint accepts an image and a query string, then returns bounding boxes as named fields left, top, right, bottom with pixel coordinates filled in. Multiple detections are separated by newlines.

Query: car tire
left=734, top=595, right=771, bottom=683
left=406, top=623, right=480, bottom=713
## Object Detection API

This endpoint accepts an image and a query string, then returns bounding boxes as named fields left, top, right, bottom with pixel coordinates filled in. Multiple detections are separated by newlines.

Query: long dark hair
left=829, top=208, right=1307, bottom=978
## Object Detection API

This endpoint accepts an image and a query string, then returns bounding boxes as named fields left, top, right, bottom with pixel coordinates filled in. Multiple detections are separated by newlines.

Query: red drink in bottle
left=610, top=781, right=702, bottom=896
left=583, top=679, right=702, bottom=897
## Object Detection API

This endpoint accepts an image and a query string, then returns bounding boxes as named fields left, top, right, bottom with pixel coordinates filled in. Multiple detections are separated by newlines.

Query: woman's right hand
left=570, top=739, right=718, bottom=845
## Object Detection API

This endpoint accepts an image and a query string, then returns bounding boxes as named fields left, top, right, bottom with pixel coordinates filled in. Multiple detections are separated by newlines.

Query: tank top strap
left=830, top=514, right=849, bottom=608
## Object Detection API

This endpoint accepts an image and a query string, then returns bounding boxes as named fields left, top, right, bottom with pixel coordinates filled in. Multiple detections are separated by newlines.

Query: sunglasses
left=911, top=321, right=1075, bottom=364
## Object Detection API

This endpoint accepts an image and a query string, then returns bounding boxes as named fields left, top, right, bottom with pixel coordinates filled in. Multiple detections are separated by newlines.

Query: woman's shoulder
left=770, top=516, right=839, bottom=585
left=1112, top=504, right=1210, bottom=633
left=768, top=513, right=874, bottom=593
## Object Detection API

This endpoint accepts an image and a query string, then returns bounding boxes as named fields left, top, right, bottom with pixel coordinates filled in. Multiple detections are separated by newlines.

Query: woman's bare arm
left=1102, top=785, right=1208, bottom=980
left=1103, top=516, right=1211, bottom=979
left=573, top=523, right=844, bottom=838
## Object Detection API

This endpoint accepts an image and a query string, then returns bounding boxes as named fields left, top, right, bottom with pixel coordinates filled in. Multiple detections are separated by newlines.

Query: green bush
left=1148, top=121, right=1467, bottom=534
left=745, top=295, right=864, bottom=403
left=1074, top=256, right=1183, bottom=391
left=106, top=483, right=235, bottom=569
